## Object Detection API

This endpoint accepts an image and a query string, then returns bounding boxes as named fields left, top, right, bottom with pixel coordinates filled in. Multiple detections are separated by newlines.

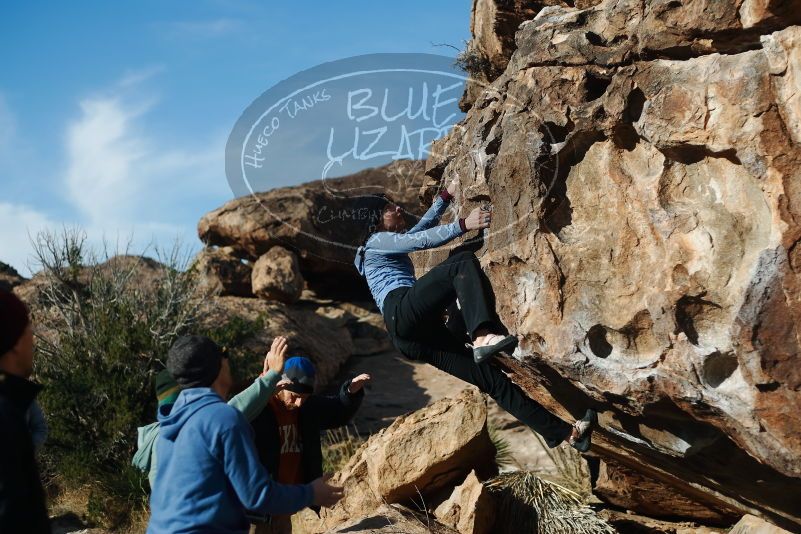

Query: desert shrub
left=201, top=313, right=266, bottom=385
left=455, top=42, right=497, bottom=79
left=321, top=425, right=365, bottom=473
left=31, top=228, right=203, bottom=528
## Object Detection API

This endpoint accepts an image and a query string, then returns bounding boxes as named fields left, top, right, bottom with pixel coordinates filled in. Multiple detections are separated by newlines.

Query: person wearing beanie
left=249, top=357, right=371, bottom=534
left=0, top=290, right=51, bottom=534
left=147, top=336, right=343, bottom=534
left=134, top=336, right=300, bottom=486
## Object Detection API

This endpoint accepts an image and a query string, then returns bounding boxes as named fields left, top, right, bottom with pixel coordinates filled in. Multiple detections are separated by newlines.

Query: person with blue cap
left=249, top=357, right=370, bottom=534
left=146, top=336, right=344, bottom=534
left=133, top=336, right=294, bottom=486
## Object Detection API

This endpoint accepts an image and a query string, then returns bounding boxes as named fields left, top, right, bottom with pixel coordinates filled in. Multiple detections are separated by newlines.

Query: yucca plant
left=486, top=471, right=616, bottom=534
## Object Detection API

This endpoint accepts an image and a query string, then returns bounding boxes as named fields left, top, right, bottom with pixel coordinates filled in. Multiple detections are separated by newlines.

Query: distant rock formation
left=251, top=246, right=304, bottom=304
left=0, top=261, right=26, bottom=292
left=198, top=160, right=428, bottom=298
left=422, top=0, right=801, bottom=529
left=192, top=246, right=253, bottom=297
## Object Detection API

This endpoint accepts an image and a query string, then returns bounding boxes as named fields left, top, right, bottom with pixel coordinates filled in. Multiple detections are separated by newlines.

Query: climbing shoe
left=472, top=334, right=518, bottom=364
left=568, top=408, right=598, bottom=453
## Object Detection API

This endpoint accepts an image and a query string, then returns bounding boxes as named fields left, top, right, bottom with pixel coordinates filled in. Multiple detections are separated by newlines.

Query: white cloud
left=0, top=202, right=57, bottom=276
left=117, top=65, right=166, bottom=89
left=0, top=72, right=229, bottom=276
left=63, top=79, right=228, bottom=228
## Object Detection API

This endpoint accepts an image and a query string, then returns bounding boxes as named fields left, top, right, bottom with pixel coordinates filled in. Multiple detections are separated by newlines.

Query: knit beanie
left=166, top=335, right=225, bottom=388
left=282, top=356, right=316, bottom=394
left=155, top=369, right=181, bottom=406
left=0, top=290, right=30, bottom=356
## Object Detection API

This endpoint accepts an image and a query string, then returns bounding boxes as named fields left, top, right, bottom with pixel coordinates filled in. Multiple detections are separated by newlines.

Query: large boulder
left=192, top=246, right=253, bottom=297
left=594, top=458, right=736, bottom=524
left=251, top=246, right=304, bottom=304
left=198, top=160, right=428, bottom=297
left=433, top=470, right=496, bottom=534
left=322, top=504, right=458, bottom=534
left=422, top=1, right=801, bottom=529
left=311, top=388, right=496, bottom=532
left=729, top=514, right=794, bottom=534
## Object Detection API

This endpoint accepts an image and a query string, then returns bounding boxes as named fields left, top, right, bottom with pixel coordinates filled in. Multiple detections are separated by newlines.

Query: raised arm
left=407, top=190, right=455, bottom=233
left=307, top=374, right=369, bottom=431
left=367, top=220, right=466, bottom=254
left=228, top=336, right=288, bottom=422
left=227, top=371, right=280, bottom=422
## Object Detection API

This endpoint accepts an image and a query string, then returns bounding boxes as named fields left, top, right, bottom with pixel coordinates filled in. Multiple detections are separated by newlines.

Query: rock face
left=730, top=514, right=793, bottom=534
left=251, top=246, right=304, bottom=304
left=312, top=388, right=496, bottom=532
left=323, top=504, right=458, bottom=534
left=460, top=0, right=578, bottom=111
left=198, top=160, right=428, bottom=297
left=594, top=458, right=734, bottom=524
left=423, top=1, right=801, bottom=529
left=192, top=246, right=253, bottom=297
left=0, top=261, right=26, bottom=292
left=433, top=470, right=496, bottom=534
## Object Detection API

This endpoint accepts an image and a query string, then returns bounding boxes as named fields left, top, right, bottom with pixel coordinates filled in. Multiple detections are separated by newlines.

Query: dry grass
left=321, top=425, right=366, bottom=473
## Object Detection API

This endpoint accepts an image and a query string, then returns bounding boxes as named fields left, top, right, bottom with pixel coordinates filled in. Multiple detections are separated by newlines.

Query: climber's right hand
left=464, top=206, right=491, bottom=230
left=446, top=177, right=458, bottom=196
left=311, top=475, right=344, bottom=507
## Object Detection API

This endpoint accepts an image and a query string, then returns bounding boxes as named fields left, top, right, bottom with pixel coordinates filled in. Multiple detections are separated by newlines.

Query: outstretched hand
left=263, top=336, right=289, bottom=375
left=311, top=474, right=344, bottom=507
left=464, top=206, right=491, bottom=231
left=347, top=373, right=371, bottom=394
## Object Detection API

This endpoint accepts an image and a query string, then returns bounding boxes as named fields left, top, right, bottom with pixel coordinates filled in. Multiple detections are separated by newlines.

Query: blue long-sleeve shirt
left=147, top=388, right=313, bottom=534
left=354, top=194, right=465, bottom=313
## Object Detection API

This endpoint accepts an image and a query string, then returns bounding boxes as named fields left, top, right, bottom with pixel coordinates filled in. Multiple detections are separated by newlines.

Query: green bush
left=31, top=228, right=203, bottom=528
left=201, top=313, right=266, bottom=385
left=455, top=43, right=497, bottom=79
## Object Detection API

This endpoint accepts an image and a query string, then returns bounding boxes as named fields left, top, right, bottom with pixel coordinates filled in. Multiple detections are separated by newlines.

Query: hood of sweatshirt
left=157, top=387, right=222, bottom=442
left=354, top=246, right=366, bottom=275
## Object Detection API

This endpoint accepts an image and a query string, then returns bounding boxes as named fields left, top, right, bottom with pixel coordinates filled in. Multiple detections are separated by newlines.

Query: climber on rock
left=354, top=179, right=597, bottom=452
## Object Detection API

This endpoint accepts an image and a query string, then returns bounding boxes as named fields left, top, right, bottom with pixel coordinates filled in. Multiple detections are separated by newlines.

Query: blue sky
left=0, top=1, right=470, bottom=275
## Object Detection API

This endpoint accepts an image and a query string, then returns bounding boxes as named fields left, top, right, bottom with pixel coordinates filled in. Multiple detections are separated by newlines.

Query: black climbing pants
left=382, top=250, right=572, bottom=448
